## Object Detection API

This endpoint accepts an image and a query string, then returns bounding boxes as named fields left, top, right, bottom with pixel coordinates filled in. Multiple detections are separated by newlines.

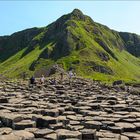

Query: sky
left=0, top=1, right=140, bottom=36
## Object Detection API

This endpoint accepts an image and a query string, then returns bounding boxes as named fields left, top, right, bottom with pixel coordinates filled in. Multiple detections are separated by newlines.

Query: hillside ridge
left=0, top=9, right=140, bottom=83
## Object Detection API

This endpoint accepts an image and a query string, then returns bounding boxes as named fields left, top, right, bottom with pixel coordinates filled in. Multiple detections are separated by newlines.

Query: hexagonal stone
left=0, top=133, right=22, bottom=140
left=88, top=103, right=100, bottom=110
left=80, top=129, right=96, bottom=140
left=115, top=122, right=136, bottom=132
left=33, top=116, right=57, bottom=127
left=50, top=123, right=64, bottom=130
left=120, top=135, right=129, bottom=140
left=13, top=120, right=36, bottom=130
left=107, top=96, right=117, bottom=101
left=122, top=118, right=136, bottom=123
left=25, top=128, right=38, bottom=133
left=0, top=127, right=12, bottom=135
left=66, top=115, right=78, bottom=121
left=104, top=108, right=114, bottom=113
left=0, top=113, right=23, bottom=127
left=97, top=130, right=121, bottom=139
left=56, top=129, right=82, bottom=140
left=44, top=133, right=57, bottom=140
left=79, top=110, right=91, bottom=116
left=84, top=121, right=102, bottom=130
left=13, top=130, right=35, bottom=140
left=42, top=109, right=60, bottom=117
left=130, top=112, right=140, bottom=117
left=70, top=121, right=80, bottom=125
left=68, top=125, right=84, bottom=131
left=63, top=111, right=76, bottom=115
left=108, top=126, right=123, bottom=133
left=122, top=132, right=140, bottom=139
left=101, top=121, right=115, bottom=128
left=114, top=111, right=129, bottom=115
left=34, top=128, right=54, bottom=138
left=113, top=104, right=127, bottom=111
left=87, top=111, right=104, bottom=117
left=134, top=122, right=140, bottom=130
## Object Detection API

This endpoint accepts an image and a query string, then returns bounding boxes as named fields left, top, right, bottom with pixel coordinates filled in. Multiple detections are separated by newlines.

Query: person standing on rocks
left=52, top=77, right=56, bottom=85
left=68, top=69, right=74, bottom=86
left=40, top=75, right=45, bottom=85
left=29, top=76, right=36, bottom=87
left=60, top=72, right=64, bottom=83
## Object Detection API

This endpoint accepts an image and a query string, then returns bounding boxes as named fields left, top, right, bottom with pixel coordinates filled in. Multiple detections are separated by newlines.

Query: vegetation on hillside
left=1, top=9, right=140, bottom=83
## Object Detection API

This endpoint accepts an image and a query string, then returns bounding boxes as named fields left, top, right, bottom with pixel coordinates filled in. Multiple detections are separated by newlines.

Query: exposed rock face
left=119, top=32, right=140, bottom=57
left=0, top=78, right=140, bottom=139
left=0, top=28, right=43, bottom=62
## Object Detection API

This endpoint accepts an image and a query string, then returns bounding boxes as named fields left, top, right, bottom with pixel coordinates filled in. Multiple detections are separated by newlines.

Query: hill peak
left=71, top=9, right=84, bottom=16
left=70, top=8, right=86, bottom=21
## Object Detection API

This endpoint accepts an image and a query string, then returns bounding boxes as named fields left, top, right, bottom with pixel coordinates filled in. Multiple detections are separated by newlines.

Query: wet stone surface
left=0, top=78, right=140, bottom=139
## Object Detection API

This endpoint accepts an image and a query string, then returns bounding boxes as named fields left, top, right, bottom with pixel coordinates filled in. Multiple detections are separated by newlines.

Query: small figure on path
left=60, top=72, right=64, bottom=83
left=68, top=69, right=74, bottom=86
left=40, top=75, right=45, bottom=84
left=30, top=76, right=35, bottom=84
left=29, top=76, right=36, bottom=87
left=52, top=77, right=56, bottom=85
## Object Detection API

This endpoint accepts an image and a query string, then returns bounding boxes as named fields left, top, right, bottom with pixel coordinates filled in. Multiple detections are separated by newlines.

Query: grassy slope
left=55, top=19, right=140, bottom=83
left=1, top=12, right=140, bottom=83
left=0, top=46, right=45, bottom=78
left=56, top=49, right=140, bottom=83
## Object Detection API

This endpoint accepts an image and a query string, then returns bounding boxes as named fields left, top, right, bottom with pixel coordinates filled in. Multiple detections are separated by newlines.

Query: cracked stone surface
left=0, top=78, right=140, bottom=139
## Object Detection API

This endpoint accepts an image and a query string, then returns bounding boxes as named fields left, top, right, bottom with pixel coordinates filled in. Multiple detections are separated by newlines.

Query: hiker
left=52, top=77, right=56, bottom=85
left=40, top=75, right=45, bottom=84
left=29, top=76, right=36, bottom=88
left=69, top=69, right=75, bottom=79
left=60, top=72, right=64, bottom=83
left=68, top=69, right=74, bottom=84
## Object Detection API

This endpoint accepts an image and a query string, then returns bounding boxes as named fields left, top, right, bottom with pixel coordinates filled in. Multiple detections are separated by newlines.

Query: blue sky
left=0, top=1, right=140, bottom=36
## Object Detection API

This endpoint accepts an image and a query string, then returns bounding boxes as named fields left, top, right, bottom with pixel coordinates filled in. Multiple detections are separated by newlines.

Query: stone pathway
left=0, top=79, right=140, bottom=140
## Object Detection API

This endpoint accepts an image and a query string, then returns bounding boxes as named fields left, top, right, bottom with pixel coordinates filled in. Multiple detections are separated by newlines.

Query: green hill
left=1, top=9, right=140, bottom=83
